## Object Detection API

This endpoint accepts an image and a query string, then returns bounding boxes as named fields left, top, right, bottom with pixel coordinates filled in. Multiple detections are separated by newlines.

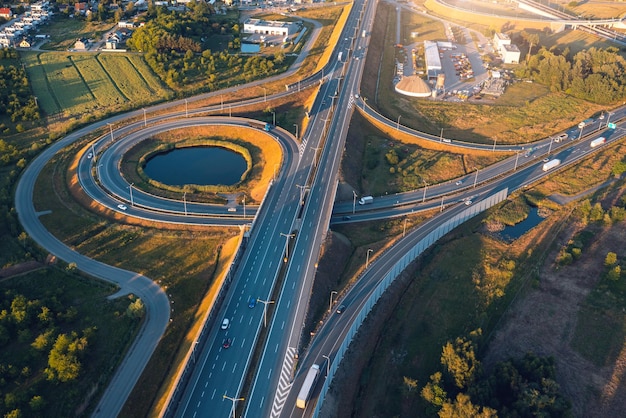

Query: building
left=501, top=43, right=520, bottom=64
left=0, top=7, right=12, bottom=19
left=243, top=18, right=299, bottom=37
left=424, top=40, right=442, bottom=79
left=493, top=32, right=511, bottom=51
left=74, top=37, right=88, bottom=50
left=18, top=38, right=31, bottom=48
left=395, top=75, right=432, bottom=98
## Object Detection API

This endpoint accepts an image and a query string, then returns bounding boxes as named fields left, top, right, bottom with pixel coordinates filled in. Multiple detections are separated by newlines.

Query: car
left=87, top=152, right=93, bottom=159
left=464, top=200, right=473, bottom=206
left=117, top=204, right=127, bottom=210
left=336, top=304, right=346, bottom=314
left=221, top=318, right=230, bottom=330
left=543, top=158, right=550, bottom=163
left=455, top=180, right=463, bottom=185
left=342, top=216, right=351, bottom=221
left=222, top=338, right=232, bottom=349
left=556, top=133, right=568, bottom=142
left=248, top=297, right=257, bottom=308
left=227, top=207, right=237, bottom=212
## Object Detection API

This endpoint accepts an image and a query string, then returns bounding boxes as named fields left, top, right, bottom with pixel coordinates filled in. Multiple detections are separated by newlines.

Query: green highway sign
left=608, top=122, right=616, bottom=129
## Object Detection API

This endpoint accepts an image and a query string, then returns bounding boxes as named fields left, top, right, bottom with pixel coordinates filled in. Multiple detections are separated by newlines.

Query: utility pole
left=280, top=232, right=295, bottom=262
left=256, top=298, right=275, bottom=328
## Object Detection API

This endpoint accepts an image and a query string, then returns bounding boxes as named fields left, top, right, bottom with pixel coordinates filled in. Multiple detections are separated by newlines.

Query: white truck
left=590, top=137, right=606, bottom=148
left=542, top=159, right=561, bottom=171
left=362, top=30, right=366, bottom=38
left=296, top=364, right=320, bottom=409
left=358, top=195, right=373, bottom=205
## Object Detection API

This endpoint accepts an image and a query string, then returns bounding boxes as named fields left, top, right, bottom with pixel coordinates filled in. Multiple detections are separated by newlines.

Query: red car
left=222, top=338, right=232, bottom=349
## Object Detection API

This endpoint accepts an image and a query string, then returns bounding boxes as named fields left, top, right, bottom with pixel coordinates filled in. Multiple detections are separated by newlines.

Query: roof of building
left=395, top=76, right=432, bottom=98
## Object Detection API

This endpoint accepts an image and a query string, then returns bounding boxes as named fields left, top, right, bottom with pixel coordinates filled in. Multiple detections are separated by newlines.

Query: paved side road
left=15, top=122, right=170, bottom=418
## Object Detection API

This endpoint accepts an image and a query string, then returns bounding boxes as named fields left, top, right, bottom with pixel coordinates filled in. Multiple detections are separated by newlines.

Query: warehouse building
left=424, top=40, right=442, bottom=79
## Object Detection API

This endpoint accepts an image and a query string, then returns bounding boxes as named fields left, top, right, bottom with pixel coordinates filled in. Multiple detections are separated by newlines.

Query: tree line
left=0, top=49, right=40, bottom=130
left=515, top=45, right=626, bottom=104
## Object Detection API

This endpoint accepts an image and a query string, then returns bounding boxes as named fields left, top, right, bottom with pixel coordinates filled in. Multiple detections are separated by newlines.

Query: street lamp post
left=396, top=115, right=401, bottom=131
left=547, top=136, right=554, bottom=155
left=440, top=127, right=444, bottom=142
left=352, top=190, right=357, bottom=214
left=129, top=183, right=134, bottom=206
left=293, top=123, right=299, bottom=140
left=403, top=218, right=408, bottom=237
left=473, top=168, right=479, bottom=188
left=185, top=99, right=188, bottom=118
left=492, top=138, right=497, bottom=152
left=91, top=143, right=96, bottom=161
left=366, top=248, right=373, bottom=268
left=263, top=87, right=267, bottom=102
left=422, top=181, right=428, bottom=203
left=107, top=123, right=114, bottom=143
left=223, top=394, right=244, bottom=418
left=322, top=354, right=331, bottom=378
left=272, top=111, right=276, bottom=126
left=440, top=196, right=444, bottom=212
left=183, top=192, right=187, bottom=216
left=143, top=108, right=147, bottom=127
left=514, top=151, right=520, bottom=171
left=578, top=125, right=584, bottom=140
left=280, top=232, right=295, bottom=262
left=257, top=298, right=275, bottom=328
left=330, top=291, right=337, bottom=311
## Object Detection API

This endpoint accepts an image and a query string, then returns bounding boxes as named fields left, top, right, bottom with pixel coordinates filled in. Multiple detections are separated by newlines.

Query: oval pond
left=143, top=147, right=247, bottom=186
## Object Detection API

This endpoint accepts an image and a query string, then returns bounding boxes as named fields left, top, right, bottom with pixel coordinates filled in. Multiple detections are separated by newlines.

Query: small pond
left=143, top=147, right=247, bottom=186
left=499, top=207, right=545, bottom=242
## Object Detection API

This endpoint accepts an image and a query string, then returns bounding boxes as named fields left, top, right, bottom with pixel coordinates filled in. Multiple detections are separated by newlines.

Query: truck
left=296, top=364, right=320, bottom=409
left=358, top=195, right=373, bottom=205
left=590, top=137, right=606, bottom=148
left=362, top=29, right=366, bottom=38
left=542, top=158, right=561, bottom=171
left=264, top=123, right=272, bottom=131
left=337, top=52, right=343, bottom=62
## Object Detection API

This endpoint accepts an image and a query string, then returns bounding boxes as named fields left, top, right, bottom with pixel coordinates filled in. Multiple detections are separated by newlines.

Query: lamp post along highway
left=352, top=190, right=357, bottom=214
left=403, top=218, right=408, bottom=237
left=129, top=183, right=134, bottom=206
left=293, top=123, right=299, bottom=140
left=492, top=138, right=497, bottom=152
left=440, top=196, right=444, bottom=212
left=143, top=108, right=147, bottom=127
left=183, top=192, right=187, bottom=216
left=366, top=248, right=373, bottom=268
left=440, top=127, right=444, bottom=142
left=396, top=114, right=401, bottom=131
left=422, top=181, right=427, bottom=203
left=272, top=111, right=276, bottom=126
left=322, top=354, right=331, bottom=378
left=330, top=291, right=337, bottom=311
left=280, top=232, right=295, bottom=262
left=223, top=395, right=244, bottom=418
left=91, top=143, right=96, bottom=162
left=185, top=99, right=188, bottom=118
left=257, top=298, right=275, bottom=328
left=263, top=87, right=267, bottom=102
left=107, top=123, right=114, bottom=143
left=514, top=151, right=520, bottom=171
left=473, top=168, right=479, bottom=188
left=547, top=136, right=554, bottom=155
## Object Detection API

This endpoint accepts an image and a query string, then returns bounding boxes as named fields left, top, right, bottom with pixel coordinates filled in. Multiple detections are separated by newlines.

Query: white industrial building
left=493, top=32, right=521, bottom=64
left=424, top=40, right=442, bottom=79
left=243, top=18, right=299, bottom=37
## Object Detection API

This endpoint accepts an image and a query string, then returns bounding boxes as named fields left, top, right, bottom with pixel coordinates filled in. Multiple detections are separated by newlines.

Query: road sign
left=608, top=122, right=616, bottom=129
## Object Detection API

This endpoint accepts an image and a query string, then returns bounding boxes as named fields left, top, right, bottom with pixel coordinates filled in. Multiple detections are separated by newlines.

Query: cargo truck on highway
left=590, top=137, right=606, bottom=148
left=358, top=195, right=373, bottom=205
left=296, top=364, right=320, bottom=409
left=362, top=30, right=366, bottom=38
left=542, top=159, right=561, bottom=171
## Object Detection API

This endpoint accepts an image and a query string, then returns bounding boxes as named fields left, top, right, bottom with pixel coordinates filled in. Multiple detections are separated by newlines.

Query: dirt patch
left=484, top=219, right=626, bottom=417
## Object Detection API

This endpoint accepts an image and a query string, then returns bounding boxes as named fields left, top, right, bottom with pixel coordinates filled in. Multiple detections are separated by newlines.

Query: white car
left=221, top=318, right=230, bottom=330
left=455, top=180, right=463, bottom=185
left=87, top=152, right=93, bottom=159
left=464, top=200, right=472, bottom=206
left=117, top=204, right=127, bottom=210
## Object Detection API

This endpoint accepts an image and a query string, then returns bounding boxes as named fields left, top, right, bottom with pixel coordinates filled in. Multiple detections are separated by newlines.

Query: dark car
left=336, top=304, right=346, bottom=314
left=222, top=338, right=232, bottom=349
left=248, top=296, right=257, bottom=308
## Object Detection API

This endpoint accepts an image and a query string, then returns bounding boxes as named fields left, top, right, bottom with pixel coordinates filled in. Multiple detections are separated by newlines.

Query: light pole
left=263, top=87, right=267, bottom=102
left=578, top=125, right=584, bottom=140
left=293, top=123, right=299, bottom=140
left=143, top=108, right=147, bottom=127
left=223, top=394, right=244, bottom=418
left=107, top=123, right=114, bottom=143
left=330, top=291, right=337, bottom=311
left=473, top=168, right=479, bottom=188
left=221, top=95, right=224, bottom=110
left=440, top=196, right=445, bottom=212
left=322, top=354, right=331, bottom=378
left=514, top=151, right=520, bottom=171
left=403, top=218, right=408, bottom=237
left=440, top=127, right=444, bottom=142
left=257, top=298, right=275, bottom=328
left=312, top=146, right=321, bottom=167
left=352, top=190, right=357, bottom=214
left=183, top=192, right=187, bottom=216
left=366, top=248, right=373, bottom=268
left=185, top=98, right=188, bottom=118
left=396, top=114, right=401, bottom=130
left=91, top=142, right=96, bottom=161
left=296, top=184, right=309, bottom=205
left=272, top=111, right=276, bottom=126
left=280, top=232, right=295, bottom=262
left=129, top=183, right=134, bottom=206
left=547, top=136, right=554, bottom=155
left=422, top=181, right=428, bottom=203
left=492, top=138, right=497, bottom=152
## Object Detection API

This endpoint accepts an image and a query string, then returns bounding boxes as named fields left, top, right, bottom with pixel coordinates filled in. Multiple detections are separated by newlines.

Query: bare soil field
left=484, top=217, right=626, bottom=417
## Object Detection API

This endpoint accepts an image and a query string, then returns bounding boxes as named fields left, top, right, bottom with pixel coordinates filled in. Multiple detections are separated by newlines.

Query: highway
left=14, top=1, right=626, bottom=416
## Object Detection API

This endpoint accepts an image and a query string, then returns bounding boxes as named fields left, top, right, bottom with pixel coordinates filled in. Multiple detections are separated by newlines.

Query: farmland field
left=21, top=51, right=172, bottom=119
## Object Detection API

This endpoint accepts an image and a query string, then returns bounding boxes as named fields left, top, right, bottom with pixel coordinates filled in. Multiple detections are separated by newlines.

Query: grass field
left=21, top=51, right=172, bottom=119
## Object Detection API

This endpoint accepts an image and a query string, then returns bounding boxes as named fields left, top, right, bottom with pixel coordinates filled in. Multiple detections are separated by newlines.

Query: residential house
left=18, top=38, right=31, bottom=48
left=74, top=37, right=88, bottom=50
left=0, top=7, right=12, bottom=19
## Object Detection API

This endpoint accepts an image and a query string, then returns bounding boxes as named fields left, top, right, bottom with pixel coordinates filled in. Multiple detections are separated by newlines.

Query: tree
left=439, top=393, right=497, bottom=418
left=521, top=31, right=540, bottom=63
left=605, top=252, right=618, bottom=266
left=608, top=265, right=621, bottom=281
left=45, top=332, right=88, bottom=382
left=422, top=372, right=447, bottom=407
left=441, top=336, right=479, bottom=389
left=402, top=376, right=419, bottom=397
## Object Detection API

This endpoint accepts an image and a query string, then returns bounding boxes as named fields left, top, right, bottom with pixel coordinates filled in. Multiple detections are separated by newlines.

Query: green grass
left=21, top=51, right=173, bottom=119
left=0, top=268, right=139, bottom=418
